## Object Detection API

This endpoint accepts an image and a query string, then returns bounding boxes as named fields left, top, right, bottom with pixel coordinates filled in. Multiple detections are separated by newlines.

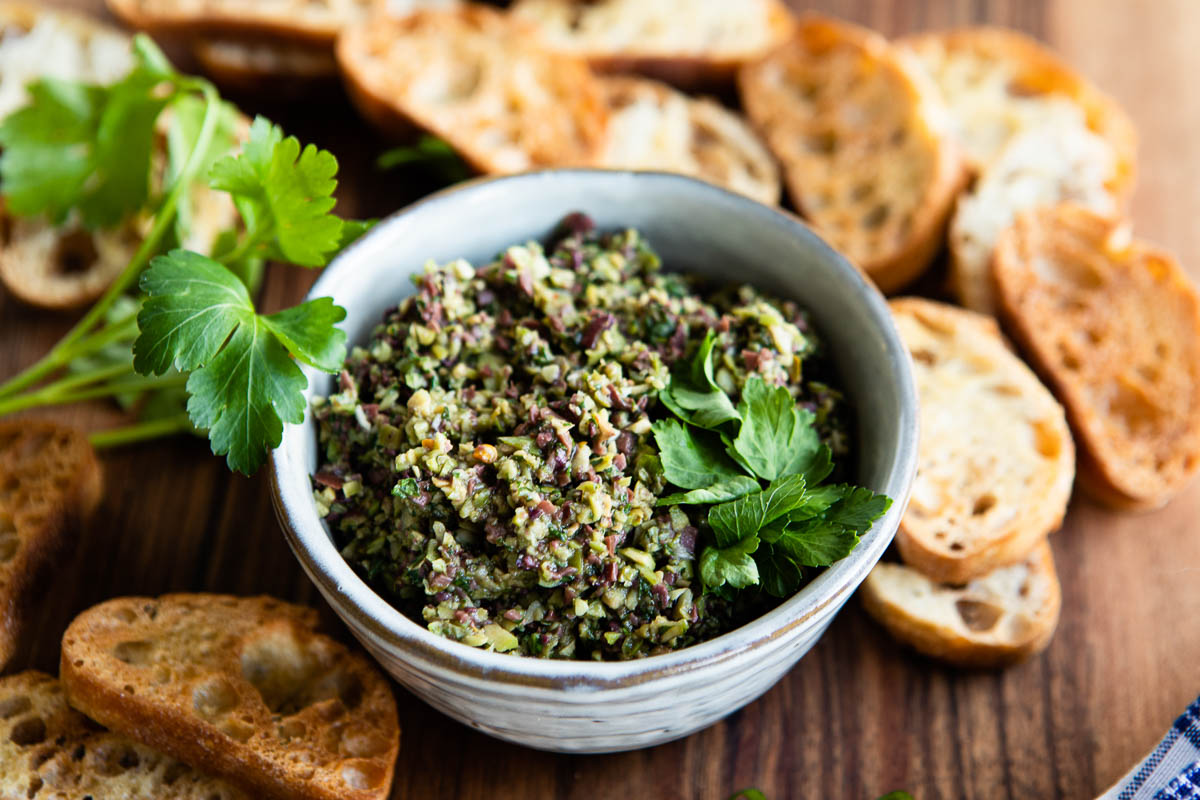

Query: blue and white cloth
left=1100, top=696, right=1200, bottom=800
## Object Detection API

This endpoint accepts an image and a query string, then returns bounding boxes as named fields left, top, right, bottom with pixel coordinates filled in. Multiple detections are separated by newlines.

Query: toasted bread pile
left=4, top=594, right=400, bottom=800
left=864, top=300, right=1072, bottom=667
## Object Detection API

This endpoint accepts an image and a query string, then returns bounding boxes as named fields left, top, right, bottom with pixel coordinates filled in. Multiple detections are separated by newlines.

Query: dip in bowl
left=270, top=170, right=917, bottom=753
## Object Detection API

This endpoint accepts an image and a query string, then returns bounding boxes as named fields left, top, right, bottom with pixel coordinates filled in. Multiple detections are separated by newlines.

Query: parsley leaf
left=0, top=60, right=169, bottom=228
left=726, top=376, right=832, bottom=482
left=707, top=474, right=808, bottom=547
left=700, top=536, right=760, bottom=591
left=659, top=475, right=760, bottom=506
left=209, top=116, right=345, bottom=267
left=651, top=418, right=746, bottom=491
left=660, top=329, right=740, bottom=430
left=133, top=250, right=347, bottom=473
left=376, top=135, right=471, bottom=183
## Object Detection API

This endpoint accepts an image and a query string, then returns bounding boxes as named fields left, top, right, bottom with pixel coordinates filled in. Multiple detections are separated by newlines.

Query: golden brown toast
left=738, top=15, right=967, bottom=293
left=993, top=205, right=1200, bottom=510
left=0, top=421, right=103, bottom=669
left=861, top=539, right=1061, bottom=668
left=947, top=122, right=1123, bottom=314
left=889, top=298, right=1075, bottom=583
left=337, top=5, right=609, bottom=175
left=0, top=671, right=247, bottom=799
left=0, top=4, right=242, bottom=310
left=106, top=0, right=373, bottom=45
left=597, top=76, right=780, bottom=205
left=61, top=594, right=400, bottom=800
left=510, top=0, right=796, bottom=88
left=900, top=26, right=1136, bottom=186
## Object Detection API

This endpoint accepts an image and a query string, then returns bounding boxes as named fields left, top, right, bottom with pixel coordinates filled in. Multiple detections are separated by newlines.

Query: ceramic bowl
left=269, top=170, right=918, bottom=754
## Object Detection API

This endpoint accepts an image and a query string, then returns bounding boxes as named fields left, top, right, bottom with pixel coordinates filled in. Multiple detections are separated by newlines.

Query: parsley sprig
left=0, top=36, right=367, bottom=473
left=654, top=331, right=892, bottom=597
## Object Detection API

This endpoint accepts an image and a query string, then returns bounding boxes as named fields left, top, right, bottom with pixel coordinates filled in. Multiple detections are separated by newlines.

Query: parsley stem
left=62, top=82, right=222, bottom=348
left=90, top=414, right=194, bottom=449
left=0, top=373, right=188, bottom=417
left=0, top=81, right=222, bottom=405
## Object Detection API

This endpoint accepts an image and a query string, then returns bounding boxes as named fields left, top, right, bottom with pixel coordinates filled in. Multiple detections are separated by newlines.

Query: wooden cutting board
left=5, top=1, right=1199, bottom=797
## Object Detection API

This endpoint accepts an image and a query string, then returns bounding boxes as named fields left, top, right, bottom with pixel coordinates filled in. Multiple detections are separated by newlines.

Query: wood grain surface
left=7, top=1, right=1200, bottom=798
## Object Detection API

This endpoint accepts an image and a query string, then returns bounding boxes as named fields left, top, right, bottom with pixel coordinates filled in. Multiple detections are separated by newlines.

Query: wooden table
left=10, top=1, right=1200, bottom=797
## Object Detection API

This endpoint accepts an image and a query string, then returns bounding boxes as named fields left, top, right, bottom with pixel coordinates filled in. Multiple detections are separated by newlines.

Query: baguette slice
left=61, top=595, right=399, bottom=800
left=0, top=421, right=103, bottom=669
left=337, top=6, right=609, bottom=175
left=900, top=27, right=1137, bottom=185
left=861, top=539, right=1061, bottom=668
left=0, top=4, right=243, bottom=310
left=510, top=0, right=796, bottom=88
left=0, top=671, right=247, bottom=799
left=107, top=0, right=373, bottom=44
left=739, top=15, right=967, bottom=293
left=993, top=205, right=1200, bottom=510
left=192, top=37, right=339, bottom=92
left=949, top=121, right=1123, bottom=315
left=0, top=5, right=136, bottom=309
left=889, top=298, right=1074, bottom=583
left=597, top=76, right=780, bottom=205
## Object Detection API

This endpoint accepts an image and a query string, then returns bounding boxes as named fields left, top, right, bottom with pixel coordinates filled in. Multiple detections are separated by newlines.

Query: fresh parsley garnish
left=0, top=36, right=366, bottom=473
left=655, top=343, right=892, bottom=598
left=0, top=51, right=169, bottom=228
left=133, top=251, right=346, bottom=473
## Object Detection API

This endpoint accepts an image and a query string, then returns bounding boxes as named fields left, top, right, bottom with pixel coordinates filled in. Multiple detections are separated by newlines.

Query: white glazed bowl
left=269, top=170, right=918, bottom=754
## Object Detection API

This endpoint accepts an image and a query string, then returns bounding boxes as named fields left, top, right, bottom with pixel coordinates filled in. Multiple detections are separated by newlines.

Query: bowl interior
left=272, top=169, right=918, bottom=683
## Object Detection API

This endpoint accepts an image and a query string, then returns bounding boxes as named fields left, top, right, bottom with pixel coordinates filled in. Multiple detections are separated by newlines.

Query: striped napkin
left=1100, top=696, right=1200, bottom=800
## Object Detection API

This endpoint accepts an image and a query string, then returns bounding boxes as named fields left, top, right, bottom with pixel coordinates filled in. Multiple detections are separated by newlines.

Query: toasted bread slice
left=597, top=76, right=780, bottom=205
left=193, top=37, right=339, bottom=91
left=0, top=2, right=134, bottom=119
left=338, top=6, right=608, bottom=174
left=900, top=27, right=1137, bottom=186
left=0, top=421, right=102, bottom=669
left=949, top=121, right=1123, bottom=315
left=510, top=0, right=795, bottom=88
left=738, top=15, right=967, bottom=293
left=0, top=4, right=242, bottom=310
left=861, top=539, right=1061, bottom=668
left=889, top=298, right=1074, bottom=583
left=61, top=594, right=400, bottom=800
left=0, top=213, right=147, bottom=310
left=993, top=205, right=1200, bottom=510
left=0, top=671, right=247, bottom=799
left=107, top=0, right=373, bottom=44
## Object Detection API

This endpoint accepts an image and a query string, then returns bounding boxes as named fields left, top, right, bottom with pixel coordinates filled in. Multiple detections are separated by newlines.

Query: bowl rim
left=269, top=168, right=918, bottom=690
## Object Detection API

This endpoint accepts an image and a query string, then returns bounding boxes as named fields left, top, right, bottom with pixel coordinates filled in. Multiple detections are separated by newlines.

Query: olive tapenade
left=312, top=215, right=851, bottom=660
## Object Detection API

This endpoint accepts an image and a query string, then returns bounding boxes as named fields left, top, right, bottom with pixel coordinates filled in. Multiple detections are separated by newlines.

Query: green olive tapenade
left=312, top=214, right=852, bottom=660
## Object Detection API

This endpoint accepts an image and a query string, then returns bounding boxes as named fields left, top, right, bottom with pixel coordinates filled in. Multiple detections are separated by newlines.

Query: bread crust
left=0, top=671, right=247, bottom=799
left=61, top=594, right=399, bottom=800
left=900, top=26, right=1137, bottom=193
left=993, top=205, right=1200, bottom=510
left=337, top=6, right=608, bottom=175
left=510, top=0, right=796, bottom=89
left=861, top=539, right=1061, bottom=668
left=106, top=0, right=373, bottom=45
left=0, top=421, right=102, bottom=668
left=738, top=14, right=967, bottom=294
left=597, top=75, right=780, bottom=205
left=193, top=36, right=339, bottom=92
left=888, top=298, right=1075, bottom=583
